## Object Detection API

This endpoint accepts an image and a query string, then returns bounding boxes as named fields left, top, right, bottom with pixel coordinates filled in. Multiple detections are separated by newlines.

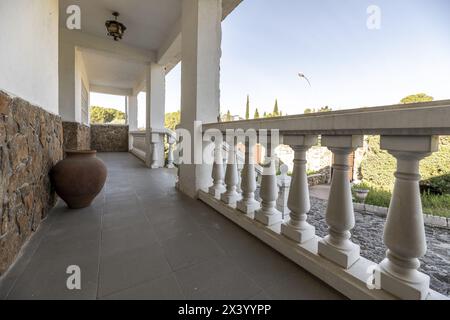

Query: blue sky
left=165, top=0, right=450, bottom=116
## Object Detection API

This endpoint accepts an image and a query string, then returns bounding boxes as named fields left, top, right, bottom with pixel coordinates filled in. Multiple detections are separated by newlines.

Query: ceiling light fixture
left=105, top=12, right=126, bottom=41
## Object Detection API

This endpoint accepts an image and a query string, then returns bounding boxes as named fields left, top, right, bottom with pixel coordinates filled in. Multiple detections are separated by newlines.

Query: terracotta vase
left=51, top=150, right=107, bottom=209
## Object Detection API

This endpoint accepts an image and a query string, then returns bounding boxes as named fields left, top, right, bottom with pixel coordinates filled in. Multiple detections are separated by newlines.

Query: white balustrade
left=378, top=135, right=438, bottom=300
left=281, top=135, right=318, bottom=243
left=318, top=135, right=363, bottom=268
left=237, top=136, right=260, bottom=214
left=196, top=101, right=450, bottom=300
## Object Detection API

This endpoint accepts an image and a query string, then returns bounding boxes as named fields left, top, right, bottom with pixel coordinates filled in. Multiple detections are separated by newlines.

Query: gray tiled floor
left=0, top=153, right=345, bottom=300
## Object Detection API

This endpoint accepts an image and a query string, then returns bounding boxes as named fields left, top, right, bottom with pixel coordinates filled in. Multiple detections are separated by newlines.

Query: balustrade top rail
left=203, top=100, right=450, bottom=136
left=129, top=128, right=176, bottom=139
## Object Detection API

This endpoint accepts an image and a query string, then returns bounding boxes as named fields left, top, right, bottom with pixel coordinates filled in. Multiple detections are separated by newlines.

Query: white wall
left=0, top=0, right=59, bottom=114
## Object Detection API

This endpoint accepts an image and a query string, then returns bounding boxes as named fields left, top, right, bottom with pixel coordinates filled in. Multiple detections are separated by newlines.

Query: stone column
left=128, top=94, right=138, bottom=131
left=209, top=135, right=226, bottom=199
left=378, top=135, right=438, bottom=300
left=145, top=63, right=166, bottom=168
left=254, top=137, right=283, bottom=226
left=281, top=135, right=318, bottom=243
left=177, top=0, right=222, bottom=198
left=237, top=136, right=260, bottom=214
left=128, top=94, right=138, bottom=151
left=318, top=135, right=363, bottom=268
left=221, top=136, right=240, bottom=206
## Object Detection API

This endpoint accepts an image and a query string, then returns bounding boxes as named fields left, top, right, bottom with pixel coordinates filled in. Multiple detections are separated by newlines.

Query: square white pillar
left=177, top=0, right=223, bottom=198
left=128, top=95, right=138, bottom=131
left=145, top=63, right=166, bottom=168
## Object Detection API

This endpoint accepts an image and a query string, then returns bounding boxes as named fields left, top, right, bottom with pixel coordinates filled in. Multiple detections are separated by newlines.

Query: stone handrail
left=129, top=129, right=176, bottom=168
left=197, top=101, right=450, bottom=300
left=203, top=100, right=450, bottom=136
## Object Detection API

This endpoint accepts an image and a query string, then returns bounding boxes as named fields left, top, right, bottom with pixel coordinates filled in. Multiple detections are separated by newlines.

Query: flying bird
left=298, top=73, right=311, bottom=87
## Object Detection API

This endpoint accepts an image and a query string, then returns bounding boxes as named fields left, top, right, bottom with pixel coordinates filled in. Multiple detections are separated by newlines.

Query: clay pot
left=51, top=150, right=107, bottom=209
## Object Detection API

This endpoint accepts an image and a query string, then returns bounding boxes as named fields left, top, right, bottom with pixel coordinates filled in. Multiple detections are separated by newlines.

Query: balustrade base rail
left=198, top=190, right=447, bottom=300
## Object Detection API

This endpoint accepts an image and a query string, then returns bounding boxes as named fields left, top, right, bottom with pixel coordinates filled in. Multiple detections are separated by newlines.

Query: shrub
left=90, top=106, right=125, bottom=124
left=360, top=136, right=396, bottom=191
left=360, top=136, right=450, bottom=193
left=352, top=183, right=450, bottom=217
left=352, top=182, right=391, bottom=207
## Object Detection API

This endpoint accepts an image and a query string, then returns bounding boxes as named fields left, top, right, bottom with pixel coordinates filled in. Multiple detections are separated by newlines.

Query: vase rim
left=65, top=150, right=97, bottom=155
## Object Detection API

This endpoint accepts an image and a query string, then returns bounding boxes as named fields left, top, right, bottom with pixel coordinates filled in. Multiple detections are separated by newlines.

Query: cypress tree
left=254, top=108, right=260, bottom=119
left=273, top=99, right=279, bottom=116
left=245, top=95, right=250, bottom=120
left=226, top=110, right=232, bottom=122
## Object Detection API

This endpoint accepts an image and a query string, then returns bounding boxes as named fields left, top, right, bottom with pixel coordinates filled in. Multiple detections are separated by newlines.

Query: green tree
left=273, top=99, right=280, bottom=117
left=263, top=111, right=267, bottom=118
left=318, top=106, right=332, bottom=112
left=254, top=108, right=260, bottom=119
left=225, top=110, right=232, bottom=122
left=401, top=93, right=434, bottom=104
left=304, top=108, right=313, bottom=114
left=245, top=95, right=250, bottom=120
left=165, top=111, right=180, bottom=131
left=90, top=106, right=126, bottom=124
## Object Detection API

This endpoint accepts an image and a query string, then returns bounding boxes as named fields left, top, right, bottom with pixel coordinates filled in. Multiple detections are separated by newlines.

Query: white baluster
left=237, top=137, right=260, bottom=214
left=254, top=139, right=282, bottom=226
left=281, top=135, right=318, bottom=243
left=276, top=164, right=291, bottom=219
left=150, top=132, right=161, bottom=169
left=237, top=162, right=243, bottom=194
left=166, top=134, right=175, bottom=169
left=209, top=137, right=226, bottom=199
left=221, top=138, right=240, bottom=206
left=151, top=142, right=159, bottom=168
left=378, top=135, right=438, bottom=300
left=318, top=135, right=363, bottom=268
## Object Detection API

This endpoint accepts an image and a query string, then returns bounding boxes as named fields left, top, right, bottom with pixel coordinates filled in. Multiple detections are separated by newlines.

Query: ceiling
left=81, top=49, right=145, bottom=90
left=60, top=0, right=182, bottom=51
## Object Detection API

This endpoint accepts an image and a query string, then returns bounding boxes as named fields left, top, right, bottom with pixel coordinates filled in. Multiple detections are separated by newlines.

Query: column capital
left=380, top=135, right=439, bottom=154
left=283, top=135, right=318, bottom=148
left=321, top=135, right=363, bottom=150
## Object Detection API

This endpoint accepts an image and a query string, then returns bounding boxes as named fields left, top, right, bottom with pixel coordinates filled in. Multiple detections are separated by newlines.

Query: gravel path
left=308, top=197, right=450, bottom=297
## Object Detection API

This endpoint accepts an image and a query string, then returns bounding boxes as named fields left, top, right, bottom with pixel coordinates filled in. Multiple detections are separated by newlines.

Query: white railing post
left=150, top=133, right=161, bottom=169
left=166, top=133, right=176, bottom=169
left=237, top=136, right=260, bottom=214
left=281, top=135, right=318, bottom=243
left=221, top=135, right=240, bottom=206
left=378, top=135, right=438, bottom=300
left=254, top=135, right=282, bottom=226
left=318, top=135, right=363, bottom=268
left=276, top=164, right=291, bottom=219
left=209, top=135, right=226, bottom=199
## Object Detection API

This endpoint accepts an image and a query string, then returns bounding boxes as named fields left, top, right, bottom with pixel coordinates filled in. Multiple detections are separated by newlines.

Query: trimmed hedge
left=360, top=136, right=450, bottom=193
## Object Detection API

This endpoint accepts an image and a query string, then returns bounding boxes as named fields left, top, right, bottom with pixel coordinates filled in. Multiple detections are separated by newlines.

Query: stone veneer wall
left=90, top=124, right=129, bottom=152
left=62, top=121, right=91, bottom=151
left=0, top=91, right=63, bottom=275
